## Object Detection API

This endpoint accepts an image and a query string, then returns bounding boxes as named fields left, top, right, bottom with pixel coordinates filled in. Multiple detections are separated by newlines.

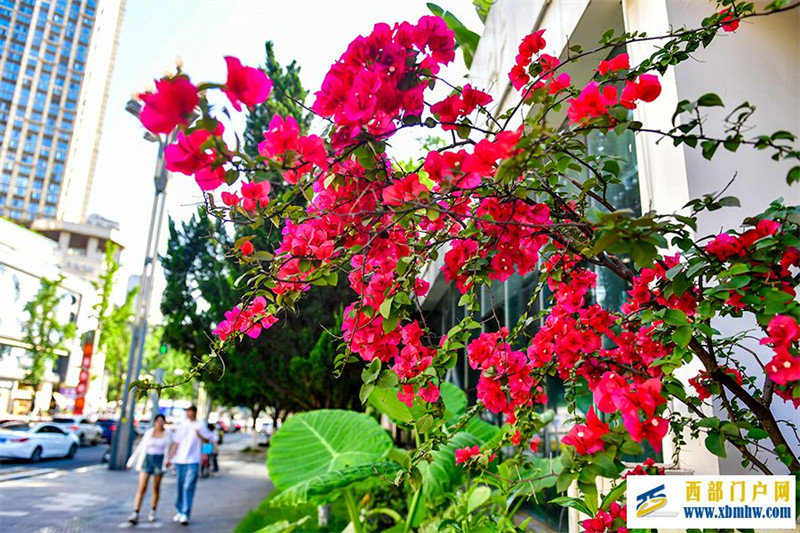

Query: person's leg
left=182, top=463, right=199, bottom=518
left=152, top=474, right=163, bottom=510
left=133, top=472, right=150, bottom=512
left=212, top=453, right=219, bottom=473
left=175, top=464, right=186, bottom=515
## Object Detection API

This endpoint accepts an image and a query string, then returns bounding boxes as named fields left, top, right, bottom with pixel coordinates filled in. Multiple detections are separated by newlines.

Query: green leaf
left=600, top=481, right=627, bottom=511
left=788, top=166, right=800, bottom=185
left=697, top=93, right=724, bottom=107
left=441, top=381, right=467, bottom=419
left=362, top=357, right=381, bottom=384
left=368, top=387, right=413, bottom=424
left=267, top=409, right=393, bottom=492
left=359, top=383, right=375, bottom=404
left=254, top=516, right=311, bottom=533
left=662, top=308, right=689, bottom=327
left=463, top=416, right=502, bottom=444
left=705, top=432, right=727, bottom=458
left=271, top=461, right=401, bottom=506
left=467, top=485, right=492, bottom=513
left=701, top=140, right=720, bottom=160
left=672, top=326, right=692, bottom=348
left=550, top=496, right=592, bottom=516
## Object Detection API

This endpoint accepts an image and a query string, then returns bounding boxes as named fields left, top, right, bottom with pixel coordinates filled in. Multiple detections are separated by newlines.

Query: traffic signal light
left=159, top=342, right=169, bottom=355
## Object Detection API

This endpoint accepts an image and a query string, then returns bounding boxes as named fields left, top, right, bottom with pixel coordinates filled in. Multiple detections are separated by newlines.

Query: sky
left=86, top=0, right=482, bottom=312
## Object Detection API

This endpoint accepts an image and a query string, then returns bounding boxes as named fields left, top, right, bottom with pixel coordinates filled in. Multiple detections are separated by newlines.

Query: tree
left=137, top=1, right=800, bottom=529
left=22, top=276, right=76, bottom=392
left=93, top=242, right=138, bottom=403
left=243, top=41, right=312, bottom=158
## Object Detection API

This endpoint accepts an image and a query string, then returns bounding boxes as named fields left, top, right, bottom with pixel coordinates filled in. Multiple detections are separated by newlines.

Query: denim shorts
left=142, top=454, right=165, bottom=475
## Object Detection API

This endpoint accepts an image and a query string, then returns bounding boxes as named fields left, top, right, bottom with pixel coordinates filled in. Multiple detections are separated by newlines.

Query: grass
left=235, top=492, right=350, bottom=533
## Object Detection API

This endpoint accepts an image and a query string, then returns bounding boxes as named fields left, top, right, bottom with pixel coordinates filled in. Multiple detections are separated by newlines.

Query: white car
left=0, top=422, right=80, bottom=462
left=50, top=416, right=103, bottom=446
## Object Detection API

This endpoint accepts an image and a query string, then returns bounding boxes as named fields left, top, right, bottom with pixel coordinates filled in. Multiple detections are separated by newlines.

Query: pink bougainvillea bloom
left=597, top=52, right=630, bottom=75
left=165, top=129, right=212, bottom=175
left=193, top=165, right=225, bottom=191
left=397, top=384, right=415, bottom=408
left=719, top=8, right=740, bottom=32
left=240, top=181, right=271, bottom=211
left=705, top=233, right=743, bottom=261
left=239, top=241, right=254, bottom=256
left=223, top=56, right=272, bottom=112
left=529, top=435, right=541, bottom=453
left=561, top=408, right=609, bottom=455
left=418, top=382, right=440, bottom=403
left=221, top=191, right=240, bottom=207
left=624, top=414, right=669, bottom=452
left=765, top=315, right=800, bottom=347
left=636, top=74, right=661, bottom=102
left=766, top=351, right=800, bottom=386
left=454, top=445, right=480, bottom=465
left=139, top=77, right=199, bottom=134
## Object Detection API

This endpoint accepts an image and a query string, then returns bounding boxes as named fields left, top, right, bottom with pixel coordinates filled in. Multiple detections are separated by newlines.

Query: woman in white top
left=126, top=414, right=172, bottom=524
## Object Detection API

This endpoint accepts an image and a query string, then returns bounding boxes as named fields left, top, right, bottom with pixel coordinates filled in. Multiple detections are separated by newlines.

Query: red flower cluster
left=566, top=74, right=661, bottom=125
left=139, top=77, right=199, bottom=134
left=312, top=16, right=455, bottom=149
left=509, top=30, right=546, bottom=91
left=164, top=124, right=227, bottom=191
left=223, top=56, right=272, bottom=112
left=258, top=115, right=328, bottom=184
left=705, top=219, right=780, bottom=261
left=454, top=445, right=481, bottom=465
left=621, top=254, right=697, bottom=317
left=719, top=8, right=741, bottom=32
left=597, top=53, right=630, bottom=76
left=561, top=408, right=610, bottom=455
left=424, top=130, right=522, bottom=191
left=582, top=502, right=628, bottom=533
left=430, top=84, right=492, bottom=130
left=212, top=296, right=278, bottom=341
left=688, top=367, right=743, bottom=401
left=763, top=315, right=800, bottom=401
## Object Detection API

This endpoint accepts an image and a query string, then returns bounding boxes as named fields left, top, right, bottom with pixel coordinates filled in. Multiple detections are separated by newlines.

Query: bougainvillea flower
left=223, top=56, right=272, bottom=112
left=454, top=445, right=481, bottom=465
left=165, top=129, right=213, bottom=175
left=561, top=408, right=609, bottom=455
left=766, top=351, right=800, bottom=386
left=193, top=165, right=225, bottom=191
left=719, top=8, right=740, bottom=32
left=239, top=240, right=254, bottom=256
left=240, top=181, right=271, bottom=211
left=635, top=74, right=661, bottom=102
left=139, top=77, right=199, bottom=134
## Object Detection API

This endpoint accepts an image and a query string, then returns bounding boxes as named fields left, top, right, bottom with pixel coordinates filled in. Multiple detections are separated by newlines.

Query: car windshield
left=0, top=423, right=31, bottom=431
left=52, top=417, right=75, bottom=423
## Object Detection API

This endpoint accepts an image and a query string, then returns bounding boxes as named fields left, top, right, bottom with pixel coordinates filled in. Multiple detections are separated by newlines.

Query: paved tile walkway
left=0, top=434, right=272, bottom=532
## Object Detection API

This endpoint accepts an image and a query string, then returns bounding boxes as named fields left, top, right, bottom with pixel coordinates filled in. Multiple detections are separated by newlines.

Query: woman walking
left=126, top=414, right=172, bottom=524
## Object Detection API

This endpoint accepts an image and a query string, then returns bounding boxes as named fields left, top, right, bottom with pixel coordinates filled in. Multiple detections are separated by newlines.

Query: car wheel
left=66, top=443, right=78, bottom=459
left=78, top=433, right=86, bottom=446
left=30, top=446, right=43, bottom=463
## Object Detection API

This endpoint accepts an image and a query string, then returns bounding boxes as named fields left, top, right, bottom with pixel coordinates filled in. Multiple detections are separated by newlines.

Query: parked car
left=50, top=416, right=103, bottom=446
left=96, top=418, right=117, bottom=443
left=0, top=422, right=80, bottom=462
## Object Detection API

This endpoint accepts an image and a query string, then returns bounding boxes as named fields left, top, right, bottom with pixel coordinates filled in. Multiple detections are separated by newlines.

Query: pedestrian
left=206, top=422, right=219, bottom=474
left=126, top=414, right=172, bottom=525
left=165, top=405, right=212, bottom=526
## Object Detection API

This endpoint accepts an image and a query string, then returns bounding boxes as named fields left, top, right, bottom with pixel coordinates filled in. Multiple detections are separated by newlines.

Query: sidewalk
left=0, top=433, right=272, bottom=532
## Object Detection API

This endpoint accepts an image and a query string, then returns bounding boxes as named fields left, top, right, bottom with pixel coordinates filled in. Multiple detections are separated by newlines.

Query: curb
left=0, top=463, right=105, bottom=483
left=0, top=467, right=57, bottom=483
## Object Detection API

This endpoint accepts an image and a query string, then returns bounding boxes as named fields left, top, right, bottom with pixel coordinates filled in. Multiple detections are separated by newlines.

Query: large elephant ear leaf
left=272, top=461, right=402, bottom=506
left=420, top=431, right=482, bottom=506
left=267, top=409, right=393, bottom=491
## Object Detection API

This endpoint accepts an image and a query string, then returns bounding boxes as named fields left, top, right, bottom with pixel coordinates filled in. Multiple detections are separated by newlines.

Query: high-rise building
left=0, top=0, right=125, bottom=224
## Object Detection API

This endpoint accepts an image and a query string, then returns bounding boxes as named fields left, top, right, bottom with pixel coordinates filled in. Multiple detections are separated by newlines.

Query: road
left=0, top=433, right=272, bottom=532
left=0, top=443, right=108, bottom=473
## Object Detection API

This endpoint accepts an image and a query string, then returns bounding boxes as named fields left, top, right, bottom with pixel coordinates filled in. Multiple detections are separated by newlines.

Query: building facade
left=0, top=0, right=125, bottom=224
left=421, top=1, right=798, bottom=530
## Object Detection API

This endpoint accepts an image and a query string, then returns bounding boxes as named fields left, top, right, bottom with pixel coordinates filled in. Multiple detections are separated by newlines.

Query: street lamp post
left=108, top=100, right=173, bottom=470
